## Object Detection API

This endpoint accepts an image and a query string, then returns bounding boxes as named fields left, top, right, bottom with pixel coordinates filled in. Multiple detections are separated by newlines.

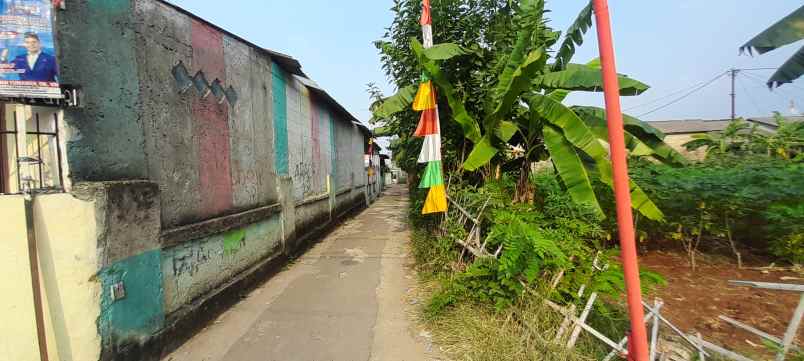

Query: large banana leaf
left=577, top=117, right=660, bottom=158
left=545, top=59, right=602, bottom=103
left=543, top=124, right=603, bottom=217
left=371, top=85, right=418, bottom=120
left=740, top=5, right=804, bottom=88
left=572, top=106, right=687, bottom=166
left=552, top=0, right=593, bottom=71
left=491, top=0, right=544, bottom=113
left=538, top=64, right=650, bottom=96
left=411, top=39, right=482, bottom=143
left=582, top=158, right=665, bottom=222
left=487, top=48, right=546, bottom=124
left=496, top=120, right=520, bottom=142
left=464, top=46, right=545, bottom=170
left=768, top=44, right=804, bottom=88
left=571, top=106, right=665, bottom=139
left=463, top=135, right=498, bottom=171
left=740, top=5, right=804, bottom=55
left=530, top=94, right=665, bottom=221
left=422, top=43, right=469, bottom=60
left=372, top=126, right=394, bottom=138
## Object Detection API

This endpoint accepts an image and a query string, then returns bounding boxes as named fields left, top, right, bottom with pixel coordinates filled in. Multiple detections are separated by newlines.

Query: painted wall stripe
left=191, top=19, right=233, bottom=218
left=98, top=250, right=164, bottom=346
left=311, top=97, right=322, bottom=193
left=272, top=62, right=289, bottom=175
left=328, top=110, right=337, bottom=190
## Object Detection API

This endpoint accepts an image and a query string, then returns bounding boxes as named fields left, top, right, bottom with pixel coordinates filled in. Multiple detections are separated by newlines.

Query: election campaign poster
left=0, top=0, right=60, bottom=99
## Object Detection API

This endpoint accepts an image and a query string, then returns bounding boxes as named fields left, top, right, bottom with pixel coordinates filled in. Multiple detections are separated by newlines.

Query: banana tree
left=740, top=5, right=804, bottom=88
left=372, top=0, right=686, bottom=221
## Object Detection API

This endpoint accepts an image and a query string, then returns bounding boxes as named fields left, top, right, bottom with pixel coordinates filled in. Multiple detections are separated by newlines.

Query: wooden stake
left=649, top=300, right=663, bottom=361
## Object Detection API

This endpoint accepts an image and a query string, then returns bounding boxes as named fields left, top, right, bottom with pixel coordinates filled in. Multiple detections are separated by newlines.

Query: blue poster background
left=0, top=0, right=60, bottom=98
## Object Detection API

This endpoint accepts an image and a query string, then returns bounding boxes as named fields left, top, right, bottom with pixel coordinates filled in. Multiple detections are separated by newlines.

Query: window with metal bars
left=0, top=103, right=64, bottom=194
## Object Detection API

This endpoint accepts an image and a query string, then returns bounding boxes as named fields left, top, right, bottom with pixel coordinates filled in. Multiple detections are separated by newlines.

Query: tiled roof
left=746, top=116, right=804, bottom=128
left=648, top=119, right=733, bottom=134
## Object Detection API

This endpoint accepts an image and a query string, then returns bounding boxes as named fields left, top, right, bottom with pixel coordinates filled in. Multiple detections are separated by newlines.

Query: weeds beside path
left=410, top=230, right=606, bottom=361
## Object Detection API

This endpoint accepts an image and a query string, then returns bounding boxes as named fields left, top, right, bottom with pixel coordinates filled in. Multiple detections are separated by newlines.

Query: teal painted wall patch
left=98, top=249, right=165, bottom=347
left=272, top=62, right=289, bottom=175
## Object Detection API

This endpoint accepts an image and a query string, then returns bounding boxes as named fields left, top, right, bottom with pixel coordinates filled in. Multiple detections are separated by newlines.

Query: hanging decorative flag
left=412, top=81, right=436, bottom=111
left=414, top=108, right=439, bottom=136
left=413, top=0, right=447, bottom=214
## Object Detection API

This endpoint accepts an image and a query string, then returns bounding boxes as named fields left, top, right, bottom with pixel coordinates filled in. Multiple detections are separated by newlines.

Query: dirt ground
left=640, top=250, right=803, bottom=359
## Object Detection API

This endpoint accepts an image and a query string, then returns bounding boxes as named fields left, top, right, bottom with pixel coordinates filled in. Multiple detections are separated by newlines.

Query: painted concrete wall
left=333, top=118, right=355, bottom=192
left=2, top=1, right=378, bottom=360
left=663, top=134, right=707, bottom=161
left=57, top=0, right=148, bottom=182
left=161, top=216, right=283, bottom=314
left=61, top=0, right=282, bottom=228
left=287, top=76, right=310, bottom=202
left=0, top=196, right=46, bottom=361
left=1, top=194, right=104, bottom=361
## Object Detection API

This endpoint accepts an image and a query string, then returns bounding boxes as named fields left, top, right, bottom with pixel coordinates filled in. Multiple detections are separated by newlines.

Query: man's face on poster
left=24, top=36, right=41, bottom=55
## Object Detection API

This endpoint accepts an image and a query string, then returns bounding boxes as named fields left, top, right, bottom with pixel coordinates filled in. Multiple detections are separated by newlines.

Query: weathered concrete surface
left=162, top=185, right=439, bottom=361
left=57, top=0, right=148, bottom=182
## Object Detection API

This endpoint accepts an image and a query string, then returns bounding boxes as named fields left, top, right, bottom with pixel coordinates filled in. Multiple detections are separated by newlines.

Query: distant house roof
left=293, top=75, right=365, bottom=129
left=746, top=116, right=804, bottom=129
left=648, top=119, right=732, bottom=135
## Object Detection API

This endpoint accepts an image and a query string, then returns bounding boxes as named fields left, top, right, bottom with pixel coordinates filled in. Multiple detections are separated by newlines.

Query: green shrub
left=424, top=173, right=664, bottom=312
left=628, top=155, right=804, bottom=264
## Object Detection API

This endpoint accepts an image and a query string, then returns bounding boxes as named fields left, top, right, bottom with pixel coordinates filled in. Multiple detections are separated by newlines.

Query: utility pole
left=730, top=68, right=738, bottom=121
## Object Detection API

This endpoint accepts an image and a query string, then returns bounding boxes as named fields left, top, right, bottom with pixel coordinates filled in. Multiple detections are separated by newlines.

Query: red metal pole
left=590, top=1, right=650, bottom=360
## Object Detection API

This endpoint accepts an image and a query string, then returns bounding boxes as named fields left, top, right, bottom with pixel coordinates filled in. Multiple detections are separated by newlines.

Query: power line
left=742, top=72, right=804, bottom=101
left=624, top=71, right=728, bottom=112
left=635, top=72, right=728, bottom=118
left=741, top=71, right=804, bottom=92
left=738, top=67, right=778, bottom=72
left=740, top=72, right=804, bottom=112
left=737, top=76, right=762, bottom=115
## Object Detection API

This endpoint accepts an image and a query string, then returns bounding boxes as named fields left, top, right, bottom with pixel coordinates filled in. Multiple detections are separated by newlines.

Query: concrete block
left=72, top=181, right=161, bottom=269
left=277, top=176, right=296, bottom=252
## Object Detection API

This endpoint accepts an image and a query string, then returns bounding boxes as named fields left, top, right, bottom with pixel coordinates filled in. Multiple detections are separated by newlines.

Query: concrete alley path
left=163, top=185, right=440, bottom=361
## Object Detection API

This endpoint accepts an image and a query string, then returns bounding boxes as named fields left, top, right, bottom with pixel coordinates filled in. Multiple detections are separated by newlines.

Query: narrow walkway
left=164, top=185, right=438, bottom=361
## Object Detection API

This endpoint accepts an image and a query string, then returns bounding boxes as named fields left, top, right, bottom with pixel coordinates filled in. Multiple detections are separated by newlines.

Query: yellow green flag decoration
left=415, top=0, right=447, bottom=214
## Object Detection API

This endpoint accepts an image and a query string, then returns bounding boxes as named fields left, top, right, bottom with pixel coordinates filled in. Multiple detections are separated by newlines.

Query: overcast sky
left=168, top=0, right=803, bottom=125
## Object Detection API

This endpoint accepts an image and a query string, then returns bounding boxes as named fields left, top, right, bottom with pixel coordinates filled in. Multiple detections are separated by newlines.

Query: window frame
left=0, top=103, right=65, bottom=194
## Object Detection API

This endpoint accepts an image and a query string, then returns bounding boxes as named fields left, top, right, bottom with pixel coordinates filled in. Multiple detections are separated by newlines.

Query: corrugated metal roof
left=648, top=119, right=732, bottom=134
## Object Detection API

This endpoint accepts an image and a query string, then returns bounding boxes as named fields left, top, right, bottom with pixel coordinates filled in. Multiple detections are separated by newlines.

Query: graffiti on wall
left=293, top=161, right=314, bottom=197
left=170, top=242, right=213, bottom=277
left=162, top=217, right=283, bottom=314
